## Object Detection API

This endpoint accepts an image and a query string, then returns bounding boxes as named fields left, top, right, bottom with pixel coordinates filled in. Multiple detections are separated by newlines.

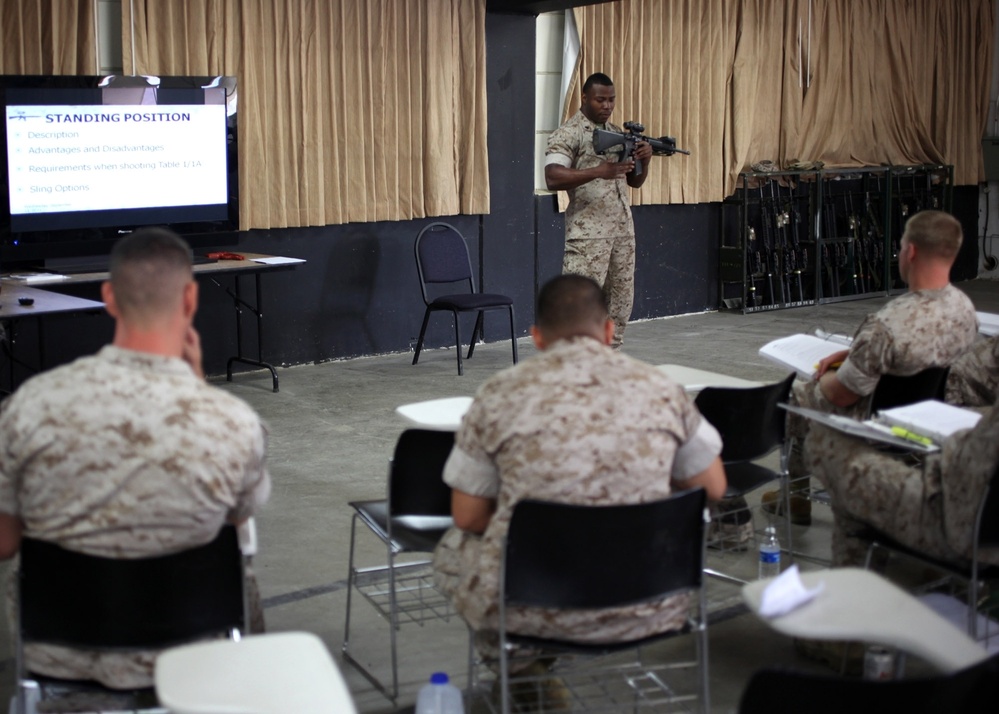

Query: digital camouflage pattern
left=547, top=111, right=636, bottom=346
left=433, top=337, right=720, bottom=648
left=946, top=335, right=999, bottom=407
left=0, top=345, right=270, bottom=688
left=808, top=404, right=999, bottom=568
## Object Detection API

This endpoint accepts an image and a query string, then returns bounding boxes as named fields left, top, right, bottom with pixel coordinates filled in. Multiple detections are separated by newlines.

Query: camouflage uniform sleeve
left=545, top=117, right=579, bottom=167
left=671, top=417, right=722, bottom=481
left=229, top=419, right=271, bottom=524
left=443, top=395, right=500, bottom=498
left=836, top=317, right=893, bottom=396
left=0, top=396, right=23, bottom=516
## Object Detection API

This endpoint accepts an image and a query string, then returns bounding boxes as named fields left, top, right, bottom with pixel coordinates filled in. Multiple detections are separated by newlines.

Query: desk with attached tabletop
left=656, top=364, right=762, bottom=392
left=52, top=253, right=304, bottom=393
left=743, top=567, right=988, bottom=674
left=0, top=282, right=106, bottom=392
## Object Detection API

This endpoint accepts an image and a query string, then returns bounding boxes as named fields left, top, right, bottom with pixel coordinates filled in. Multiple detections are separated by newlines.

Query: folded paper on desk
left=759, top=333, right=848, bottom=379
left=874, top=399, right=982, bottom=445
left=780, top=403, right=940, bottom=453
left=759, top=564, right=824, bottom=618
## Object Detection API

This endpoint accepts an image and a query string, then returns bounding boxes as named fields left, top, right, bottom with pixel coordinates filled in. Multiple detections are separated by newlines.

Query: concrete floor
left=2, top=278, right=998, bottom=712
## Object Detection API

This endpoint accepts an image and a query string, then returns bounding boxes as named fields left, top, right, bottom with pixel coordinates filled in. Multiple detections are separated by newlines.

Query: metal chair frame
left=412, top=222, right=518, bottom=375
left=341, top=428, right=463, bottom=703
left=482, top=491, right=711, bottom=714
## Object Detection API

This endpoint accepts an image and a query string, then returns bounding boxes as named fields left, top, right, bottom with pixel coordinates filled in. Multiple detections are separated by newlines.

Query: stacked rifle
left=820, top=181, right=885, bottom=298
left=744, top=177, right=811, bottom=309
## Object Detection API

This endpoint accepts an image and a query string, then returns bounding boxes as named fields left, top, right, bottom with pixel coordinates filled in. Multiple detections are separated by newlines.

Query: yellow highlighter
left=890, top=426, right=933, bottom=447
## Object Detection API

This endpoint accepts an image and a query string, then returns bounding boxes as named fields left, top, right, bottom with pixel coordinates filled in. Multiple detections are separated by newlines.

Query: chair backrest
left=739, top=653, right=999, bottom=713
left=414, top=222, right=476, bottom=302
left=694, top=372, right=796, bottom=463
left=18, top=525, right=245, bottom=650
left=388, top=428, right=455, bottom=518
left=502, top=489, right=706, bottom=610
left=868, top=366, right=950, bottom=416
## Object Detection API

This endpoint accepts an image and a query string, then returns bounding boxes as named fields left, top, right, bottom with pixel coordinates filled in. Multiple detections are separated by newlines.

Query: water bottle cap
left=430, top=672, right=449, bottom=685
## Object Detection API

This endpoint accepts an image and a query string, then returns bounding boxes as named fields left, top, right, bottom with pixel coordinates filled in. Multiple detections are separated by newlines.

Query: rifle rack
left=719, top=164, right=952, bottom=313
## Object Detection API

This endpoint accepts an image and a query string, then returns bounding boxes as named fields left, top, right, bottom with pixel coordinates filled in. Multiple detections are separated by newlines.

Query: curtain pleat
left=1, top=0, right=97, bottom=74
left=122, top=0, right=489, bottom=231
left=571, top=0, right=993, bottom=204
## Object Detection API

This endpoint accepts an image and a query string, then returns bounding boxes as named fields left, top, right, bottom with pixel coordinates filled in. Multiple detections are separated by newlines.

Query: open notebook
left=759, top=333, right=849, bottom=380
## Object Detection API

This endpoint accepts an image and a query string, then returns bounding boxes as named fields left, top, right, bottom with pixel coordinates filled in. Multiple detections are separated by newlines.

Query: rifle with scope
left=592, top=121, right=689, bottom=176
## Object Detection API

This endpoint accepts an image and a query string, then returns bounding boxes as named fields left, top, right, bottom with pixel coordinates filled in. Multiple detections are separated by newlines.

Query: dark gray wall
left=8, top=12, right=979, bottom=387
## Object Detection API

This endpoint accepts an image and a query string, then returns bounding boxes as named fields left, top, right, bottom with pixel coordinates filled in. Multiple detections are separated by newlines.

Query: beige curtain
left=570, top=0, right=993, bottom=204
left=123, top=0, right=490, bottom=231
left=1, top=0, right=97, bottom=74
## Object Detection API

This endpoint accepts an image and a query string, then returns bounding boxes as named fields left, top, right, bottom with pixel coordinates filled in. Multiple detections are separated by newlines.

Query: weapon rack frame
left=719, top=165, right=953, bottom=314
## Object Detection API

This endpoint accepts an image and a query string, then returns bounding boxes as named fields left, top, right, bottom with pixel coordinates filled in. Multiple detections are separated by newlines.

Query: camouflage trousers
left=563, top=235, right=635, bottom=347
left=806, top=425, right=954, bottom=567
left=786, top=378, right=871, bottom=488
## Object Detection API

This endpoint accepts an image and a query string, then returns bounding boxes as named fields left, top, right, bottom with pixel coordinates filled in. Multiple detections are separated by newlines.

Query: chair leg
left=452, top=310, right=464, bottom=376
left=341, top=514, right=399, bottom=703
left=412, top=308, right=432, bottom=365
left=342, top=514, right=359, bottom=659
left=467, top=312, right=484, bottom=359
left=508, top=306, right=518, bottom=364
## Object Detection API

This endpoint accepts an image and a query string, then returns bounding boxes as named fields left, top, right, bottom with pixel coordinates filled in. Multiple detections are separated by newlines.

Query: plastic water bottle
left=415, top=672, right=464, bottom=714
left=758, top=525, right=781, bottom=579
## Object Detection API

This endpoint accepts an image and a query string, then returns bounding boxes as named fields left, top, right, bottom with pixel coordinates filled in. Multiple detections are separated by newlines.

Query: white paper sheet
left=250, top=256, right=306, bottom=265
left=759, top=564, right=825, bottom=618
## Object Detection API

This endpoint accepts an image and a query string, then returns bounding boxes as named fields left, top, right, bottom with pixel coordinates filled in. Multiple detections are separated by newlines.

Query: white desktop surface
left=155, top=631, right=356, bottom=714
left=656, top=363, right=762, bottom=392
left=396, top=396, right=474, bottom=431
left=742, top=568, right=988, bottom=674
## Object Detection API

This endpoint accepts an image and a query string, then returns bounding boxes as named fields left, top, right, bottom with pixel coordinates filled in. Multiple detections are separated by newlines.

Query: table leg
left=215, top=274, right=279, bottom=393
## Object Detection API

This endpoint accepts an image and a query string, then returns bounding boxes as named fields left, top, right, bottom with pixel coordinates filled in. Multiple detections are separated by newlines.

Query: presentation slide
left=5, top=103, right=228, bottom=216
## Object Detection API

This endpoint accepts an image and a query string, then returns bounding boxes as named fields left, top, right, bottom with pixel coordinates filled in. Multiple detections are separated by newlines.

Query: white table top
left=655, top=363, right=762, bottom=392
left=396, top=396, right=474, bottom=431
left=396, top=366, right=762, bottom=431
left=742, top=568, right=988, bottom=674
left=155, top=631, right=356, bottom=714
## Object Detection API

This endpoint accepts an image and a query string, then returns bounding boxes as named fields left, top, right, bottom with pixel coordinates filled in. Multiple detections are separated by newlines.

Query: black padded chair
left=342, top=428, right=459, bottom=703
left=865, top=463, right=999, bottom=644
left=14, top=525, right=246, bottom=714
left=738, top=653, right=999, bottom=714
left=488, top=490, right=710, bottom=714
left=413, top=222, right=518, bottom=375
left=867, top=365, right=950, bottom=416
left=694, top=372, right=797, bottom=578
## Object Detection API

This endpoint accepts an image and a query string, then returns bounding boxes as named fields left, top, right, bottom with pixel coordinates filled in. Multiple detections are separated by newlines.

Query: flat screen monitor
left=1, top=74, right=238, bottom=268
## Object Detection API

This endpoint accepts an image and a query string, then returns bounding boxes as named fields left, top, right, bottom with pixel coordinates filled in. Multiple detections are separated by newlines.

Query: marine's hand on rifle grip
left=633, top=140, right=653, bottom=163
left=601, top=158, right=634, bottom=179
